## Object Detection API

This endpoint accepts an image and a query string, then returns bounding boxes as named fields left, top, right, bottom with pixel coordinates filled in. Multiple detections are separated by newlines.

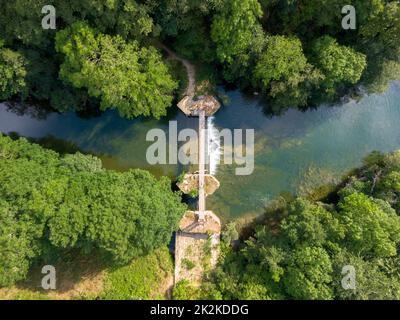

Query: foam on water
left=207, top=116, right=221, bottom=175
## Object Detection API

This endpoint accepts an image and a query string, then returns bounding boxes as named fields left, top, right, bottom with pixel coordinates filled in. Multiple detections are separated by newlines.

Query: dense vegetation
left=2, top=0, right=400, bottom=301
left=188, top=151, right=400, bottom=300
left=102, top=247, right=173, bottom=300
left=1, top=0, right=399, bottom=116
left=0, top=134, right=186, bottom=287
left=0, top=247, right=173, bottom=300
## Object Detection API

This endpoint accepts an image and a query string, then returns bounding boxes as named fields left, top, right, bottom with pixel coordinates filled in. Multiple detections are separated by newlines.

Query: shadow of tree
left=15, top=249, right=109, bottom=299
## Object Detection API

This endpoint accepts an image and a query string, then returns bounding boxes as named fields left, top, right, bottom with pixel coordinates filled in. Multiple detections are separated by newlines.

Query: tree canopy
left=206, top=150, right=400, bottom=300
left=56, top=22, right=177, bottom=119
left=211, top=0, right=263, bottom=64
left=253, top=36, right=322, bottom=111
left=311, top=36, right=366, bottom=98
left=1, top=0, right=400, bottom=115
left=0, top=41, right=27, bottom=100
left=0, top=134, right=186, bottom=286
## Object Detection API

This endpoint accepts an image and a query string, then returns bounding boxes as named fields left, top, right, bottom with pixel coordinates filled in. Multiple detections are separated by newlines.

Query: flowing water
left=207, top=116, right=221, bottom=176
left=1, top=82, right=400, bottom=220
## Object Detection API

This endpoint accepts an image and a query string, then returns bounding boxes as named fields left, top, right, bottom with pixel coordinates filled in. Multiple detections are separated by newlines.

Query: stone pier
left=174, top=94, right=222, bottom=286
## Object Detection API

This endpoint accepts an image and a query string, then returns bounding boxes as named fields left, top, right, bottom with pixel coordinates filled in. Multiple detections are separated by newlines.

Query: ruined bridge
left=174, top=94, right=222, bottom=285
left=159, top=43, right=223, bottom=285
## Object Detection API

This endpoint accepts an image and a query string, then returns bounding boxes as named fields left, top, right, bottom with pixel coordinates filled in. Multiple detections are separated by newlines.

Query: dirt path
left=158, top=43, right=196, bottom=97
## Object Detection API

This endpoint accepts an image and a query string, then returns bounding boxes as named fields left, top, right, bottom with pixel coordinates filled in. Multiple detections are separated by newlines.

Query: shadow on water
left=7, top=132, right=83, bottom=155
left=2, top=101, right=53, bottom=120
left=2, top=82, right=400, bottom=220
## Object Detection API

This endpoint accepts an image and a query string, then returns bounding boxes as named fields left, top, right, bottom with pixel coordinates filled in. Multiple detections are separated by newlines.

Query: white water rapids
left=206, top=116, right=221, bottom=175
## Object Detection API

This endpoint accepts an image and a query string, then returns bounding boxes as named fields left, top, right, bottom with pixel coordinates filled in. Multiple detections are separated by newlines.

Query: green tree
left=0, top=0, right=155, bottom=112
left=211, top=0, right=265, bottom=82
left=360, top=2, right=400, bottom=62
left=265, top=0, right=385, bottom=36
left=173, top=280, right=200, bottom=300
left=211, top=158, right=400, bottom=300
left=360, top=2, right=400, bottom=92
left=57, top=0, right=154, bottom=41
left=284, top=246, right=334, bottom=300
left=102, top=247, right=173, bottom=300
left=211, top=0, right=263, bottom=64
left=332, top=249, right=400, bottom=300
left=221, top=222, right=239, bottom=245
left=338, top=193, right=400, bottom=258
left=253, top=36, right=322, bottom=111
left=56, top=22, right=177, bottom=119
left=139, top=0, right=224, bottom=62
left=0, top=0, right=154, bottom=47
left=365, top=60, right=400, bottom=93
left=0, top=0, right=55, bottom=48
left=0, top=134, right=186, bottom=285
left=0, top=200, right=37, bottom=286
left=20, top=48, right=91, bottom=113
left=311, top=36, right=366, bottom=99
left=0, top=42, right=27, bottom=100
left=280, top=198, right=345, bottom=249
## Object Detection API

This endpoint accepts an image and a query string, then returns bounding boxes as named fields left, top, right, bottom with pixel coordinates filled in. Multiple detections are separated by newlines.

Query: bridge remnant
left=175, top=211, right=221, bottom=284
left=177, top=173, right=220, bottom=196
left=174, top=94, right=222, bottom=286
left=177, top=95, right=221, bottom=117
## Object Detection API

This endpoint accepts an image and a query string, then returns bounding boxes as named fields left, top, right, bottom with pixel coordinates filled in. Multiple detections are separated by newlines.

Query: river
left=1, top=82, right=400, bottom=220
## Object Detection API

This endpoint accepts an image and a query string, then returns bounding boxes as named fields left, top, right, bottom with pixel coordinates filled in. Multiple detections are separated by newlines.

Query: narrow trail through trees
left=158, top=43, right=196, bottom=97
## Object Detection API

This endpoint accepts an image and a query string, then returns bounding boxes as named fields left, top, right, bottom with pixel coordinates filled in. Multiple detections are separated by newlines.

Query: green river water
left=1, top=82, right=400, bottom=220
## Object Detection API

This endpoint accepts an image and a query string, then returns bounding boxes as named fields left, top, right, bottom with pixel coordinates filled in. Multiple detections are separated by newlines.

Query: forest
left=0, top=134, right=186, bottom=287
left=176, top=151, right=400, bottom=300
left=3, top=134, right=400, bottom=300
left=1, top=0, right=400, bottom=301
left=1, top=0, right=399, bottom=115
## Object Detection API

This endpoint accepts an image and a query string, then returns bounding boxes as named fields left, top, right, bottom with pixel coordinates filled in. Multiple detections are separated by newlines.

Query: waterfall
left=207, top=116, right=221, bottom=175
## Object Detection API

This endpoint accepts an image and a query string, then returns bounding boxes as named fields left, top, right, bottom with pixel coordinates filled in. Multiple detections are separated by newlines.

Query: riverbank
left=2, top=82, right=400, bottom=220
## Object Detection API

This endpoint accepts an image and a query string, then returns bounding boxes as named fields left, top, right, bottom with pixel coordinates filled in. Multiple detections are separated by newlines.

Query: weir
left=207, top=116, right=221, bottom=175
left=198, top=110, right=206, bottom=221
left=175, top=94, right=222, bottom=285
left=161, top=44, right=223, bottom=285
